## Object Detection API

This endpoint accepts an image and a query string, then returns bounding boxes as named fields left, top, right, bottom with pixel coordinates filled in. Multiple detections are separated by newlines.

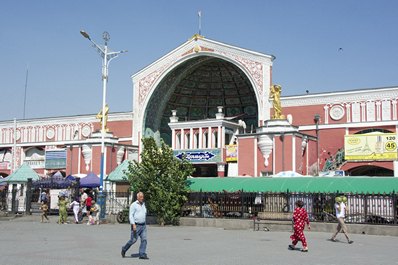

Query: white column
left=254, top=137, right=258, bottom=177
left=217, top=126, right=221, bottom=148
left=208, top=127, right=212, bottom=149
left=345, top=104, right=351, bottom=123
left=199, top=127, right=203, bottom=149
left=78, top=146, right=82, bottom=174
left=376, top=101, right=381, bottom=121
left=292, top=136, right=296, bottom=172
left=180, top=129, right=185, bottom=149
left=392, top=100, right=397, bottom=120
left=361, top=102, right=366, bottom=122
left=324, top=105, right=329, bottom=124
left=190, top=128, right=193, bottom=150
left=171, top=129, right=176, bottom=149
left=221, top=126, right=225, bottom=148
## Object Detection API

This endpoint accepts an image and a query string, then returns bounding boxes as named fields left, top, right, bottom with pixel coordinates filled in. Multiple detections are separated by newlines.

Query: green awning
left=106, top=160, right=130, bottom=182
left=187, top=177, right=398, bottom=194
left=7, top=163, right=40, bottom=183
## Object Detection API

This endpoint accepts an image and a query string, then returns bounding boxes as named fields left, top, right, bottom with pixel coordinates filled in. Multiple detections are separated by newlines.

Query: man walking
left=330, top=196, right=353, bottom=244
left=121, top=192, right=149, bottom=259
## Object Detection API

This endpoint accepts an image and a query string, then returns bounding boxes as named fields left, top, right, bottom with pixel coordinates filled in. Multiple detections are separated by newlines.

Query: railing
left=103, top=191, right=131, bottom=215
left=182, top=190, right=398, bottom=225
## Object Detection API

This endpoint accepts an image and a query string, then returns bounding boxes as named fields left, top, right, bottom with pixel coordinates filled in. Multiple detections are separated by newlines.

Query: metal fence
left=182, top=190, right=398, bottom=225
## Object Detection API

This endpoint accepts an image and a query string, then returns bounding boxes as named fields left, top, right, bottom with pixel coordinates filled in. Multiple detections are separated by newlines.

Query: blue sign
left=174, top=149, right=221, bottom=163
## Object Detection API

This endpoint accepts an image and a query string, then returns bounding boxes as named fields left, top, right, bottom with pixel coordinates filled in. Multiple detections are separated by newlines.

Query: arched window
left=355, top=128, right=393, bottom=134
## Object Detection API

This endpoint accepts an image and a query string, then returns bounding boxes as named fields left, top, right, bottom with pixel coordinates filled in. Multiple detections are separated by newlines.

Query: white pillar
left=171, top=129, right=176, bottom=149
left=221, top=126, right=225, bottom=148
left=208, top=127, right=212, bottom=149
left=217, top=126, right=221, bottom=148
left=180, top=129, right=184, bottom=149
left=189, top=128, right=193, bottom=149
left=199, top=127, right=203, bottom=149
left=292, top=136, right=296, bottom=172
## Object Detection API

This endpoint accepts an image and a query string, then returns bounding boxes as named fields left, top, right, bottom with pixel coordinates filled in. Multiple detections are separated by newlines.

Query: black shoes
left=121, top=249, right=126, bottom=258
left=139, top=255, right=149, bottom=260
left=288, top=245, right=295, bottom=250
left=348, top=240, right=354, bottom=244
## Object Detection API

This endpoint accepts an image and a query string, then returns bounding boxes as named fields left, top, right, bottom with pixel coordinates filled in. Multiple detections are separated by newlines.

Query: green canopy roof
left=106, top=160, right=130, bottom=182
left=187, top=177, right=398, bottom=194
left=7, top=163, right=40, bottom=183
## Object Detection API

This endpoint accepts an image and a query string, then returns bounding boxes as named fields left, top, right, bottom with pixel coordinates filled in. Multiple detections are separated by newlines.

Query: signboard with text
left=344, top=133, right=397, bottom=161
left=174, top=149, right=221, bottom=163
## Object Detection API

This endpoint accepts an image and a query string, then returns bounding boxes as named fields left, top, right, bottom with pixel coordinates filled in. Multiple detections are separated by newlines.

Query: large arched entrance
left=143, top=56, right=259, bottom=145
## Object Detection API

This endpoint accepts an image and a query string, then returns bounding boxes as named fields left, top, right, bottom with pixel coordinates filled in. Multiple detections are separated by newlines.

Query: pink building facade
left=1, top=35, right=398, bottom=181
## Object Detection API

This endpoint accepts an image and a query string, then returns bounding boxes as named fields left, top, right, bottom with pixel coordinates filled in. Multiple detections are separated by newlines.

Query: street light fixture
left=80, top=30, right=127, bottom=216
left=314, top=114, right=320, bottom=175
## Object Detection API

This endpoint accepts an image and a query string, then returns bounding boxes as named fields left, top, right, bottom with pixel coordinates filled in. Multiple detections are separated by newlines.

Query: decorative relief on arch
left=138, top=64, right=171, bottom=108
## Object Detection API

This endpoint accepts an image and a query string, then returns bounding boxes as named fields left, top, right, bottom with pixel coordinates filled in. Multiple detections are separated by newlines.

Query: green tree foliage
left=126, top=137, right=194, bottom=225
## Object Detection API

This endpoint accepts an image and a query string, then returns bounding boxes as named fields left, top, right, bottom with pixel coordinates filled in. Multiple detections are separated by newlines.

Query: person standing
left=58, top=196, right=68, bottom=224
left=121, top=192, right=149, bottom=260
left=331, top=196, right=354, bottom=244
left=70, top=198, right=80, bottom=224
left=40, top=201, right=49, bottom=223
left=85, top=194, right=92, bottom=217
left=289, top=200, right=310, bottom=252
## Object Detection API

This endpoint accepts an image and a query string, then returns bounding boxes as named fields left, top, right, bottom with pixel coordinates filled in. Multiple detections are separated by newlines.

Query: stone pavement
left=0, top=215, right=397, bottom=265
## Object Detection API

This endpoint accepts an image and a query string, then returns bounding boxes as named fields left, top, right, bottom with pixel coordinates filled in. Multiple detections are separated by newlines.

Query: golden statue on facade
left=270, top=84, right=285, bottom=119
left=96, top=104, right=109, bottom=132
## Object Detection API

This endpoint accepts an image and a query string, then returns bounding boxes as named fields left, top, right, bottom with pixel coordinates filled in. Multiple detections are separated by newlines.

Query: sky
left=1, top=0, right=398, bottom=121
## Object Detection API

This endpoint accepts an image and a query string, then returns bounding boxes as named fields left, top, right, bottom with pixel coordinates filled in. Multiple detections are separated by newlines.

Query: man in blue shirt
left=121, top=192, right=149, bottom=259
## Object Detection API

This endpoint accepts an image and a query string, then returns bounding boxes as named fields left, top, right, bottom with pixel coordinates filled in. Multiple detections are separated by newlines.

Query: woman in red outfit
left=289, top=200, right=310, bottom=252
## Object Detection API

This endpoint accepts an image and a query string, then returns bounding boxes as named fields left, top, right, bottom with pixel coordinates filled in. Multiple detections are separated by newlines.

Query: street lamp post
left=314, top=114, right=320, bottom=175
left=80, top=30, right=127, bottom=217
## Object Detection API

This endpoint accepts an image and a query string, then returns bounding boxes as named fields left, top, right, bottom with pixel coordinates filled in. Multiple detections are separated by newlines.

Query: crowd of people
left=39, top=188, right=101, bottom=225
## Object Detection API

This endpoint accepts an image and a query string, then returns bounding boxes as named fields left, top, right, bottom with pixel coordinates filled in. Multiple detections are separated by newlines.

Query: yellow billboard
left=226, top=145, right=238, bottom=162
left=344, top=133, right=397, bottom=160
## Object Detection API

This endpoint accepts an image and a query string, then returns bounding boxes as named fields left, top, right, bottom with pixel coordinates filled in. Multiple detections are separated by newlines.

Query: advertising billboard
left=344, top=133, right=397, bottom=160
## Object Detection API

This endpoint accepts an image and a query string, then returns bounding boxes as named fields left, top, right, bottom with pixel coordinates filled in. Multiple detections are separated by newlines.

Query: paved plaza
left=1, top=216, right=397, bottom=265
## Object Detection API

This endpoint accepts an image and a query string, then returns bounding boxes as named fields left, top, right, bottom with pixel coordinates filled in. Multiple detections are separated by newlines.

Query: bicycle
left=116, top=208, right=129, bottom=223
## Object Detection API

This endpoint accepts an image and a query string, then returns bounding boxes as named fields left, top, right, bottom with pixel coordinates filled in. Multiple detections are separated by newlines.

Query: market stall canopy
left=6, top=163, right=39, bottom=183
left=106, top=160, right=130, bottom=182
left=187, top=177, right=398, bottom=194
left=65, top=175, right=76, bottom=182
left=80, top=172, right=100, bottom=188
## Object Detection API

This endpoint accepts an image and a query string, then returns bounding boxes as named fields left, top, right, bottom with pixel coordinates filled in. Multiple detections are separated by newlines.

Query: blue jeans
left=122, top=224, right=147, bottom=257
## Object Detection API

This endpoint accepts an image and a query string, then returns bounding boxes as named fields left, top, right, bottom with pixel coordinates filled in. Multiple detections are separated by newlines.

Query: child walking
left=40, top=201, right=49, bottom=223
left=289, top=200, right=310, bottom=252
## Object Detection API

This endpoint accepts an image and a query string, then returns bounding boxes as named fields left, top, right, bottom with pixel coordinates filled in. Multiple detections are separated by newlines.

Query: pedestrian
left=80, top=189, right=88, bottom=217
left=40, top=190, right=48, bottom=203
left=40, top=201, right=49, bottom=223
left=330, top=196, right=354, bottom=244
left=289, top=200, right=310, bottom=252
left=58, top=196, right=68, bottom=224
left=85, top=193, right=92, bottom=217
left=121, top=192, right=149, bottom=260
left=70, top=198, right=80, bottom=224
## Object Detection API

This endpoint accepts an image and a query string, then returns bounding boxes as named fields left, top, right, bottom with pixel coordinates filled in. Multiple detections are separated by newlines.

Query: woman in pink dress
left=289, top=200, right=310, bottom=252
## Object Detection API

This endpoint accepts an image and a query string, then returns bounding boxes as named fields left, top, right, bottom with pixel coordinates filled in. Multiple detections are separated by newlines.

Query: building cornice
left=282, top=86, right=398, bottom=107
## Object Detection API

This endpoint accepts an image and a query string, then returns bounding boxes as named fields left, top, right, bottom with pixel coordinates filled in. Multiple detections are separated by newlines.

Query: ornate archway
left=143, top=56, right=259, bottom=145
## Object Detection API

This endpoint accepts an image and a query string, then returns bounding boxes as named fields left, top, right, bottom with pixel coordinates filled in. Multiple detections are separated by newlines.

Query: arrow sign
left=176, top=151, right=215, bottom=161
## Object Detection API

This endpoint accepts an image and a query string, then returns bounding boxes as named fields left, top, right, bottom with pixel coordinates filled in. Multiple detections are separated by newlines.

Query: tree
left=126, top=137, right=194, bottom=225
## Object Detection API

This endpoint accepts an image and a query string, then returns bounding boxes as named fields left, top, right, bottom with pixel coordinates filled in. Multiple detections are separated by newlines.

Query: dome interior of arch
left=144, top=56, right=258, bottom=145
